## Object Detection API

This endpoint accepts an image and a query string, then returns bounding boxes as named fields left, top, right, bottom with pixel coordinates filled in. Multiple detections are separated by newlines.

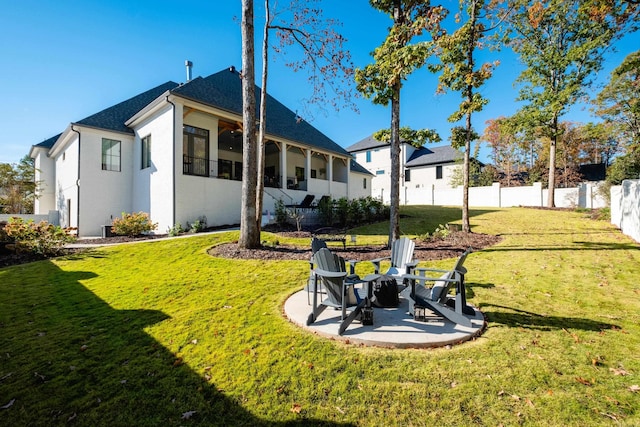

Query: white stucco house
left=347, top=135, right=467, bottom=205
left=30, top=66, right=373, bottom=237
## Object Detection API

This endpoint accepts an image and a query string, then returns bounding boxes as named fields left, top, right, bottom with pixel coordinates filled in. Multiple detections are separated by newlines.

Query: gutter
left=70, top=125, right=81, bottom=234
left=166, top=95, right=176, bottom=228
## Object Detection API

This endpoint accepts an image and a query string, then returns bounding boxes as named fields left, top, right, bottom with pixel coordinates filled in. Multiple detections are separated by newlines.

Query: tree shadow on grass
left=478, top=303, right=619, bottom=332
left=0, top=261, right=353, bottom=426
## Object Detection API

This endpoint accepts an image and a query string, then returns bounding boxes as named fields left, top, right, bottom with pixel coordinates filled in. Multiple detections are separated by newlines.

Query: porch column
left=328, top=154, right=333, bottom=195
left=305, top=149, right=311, bottom=182
left=280, top=142, right=287, bottom=189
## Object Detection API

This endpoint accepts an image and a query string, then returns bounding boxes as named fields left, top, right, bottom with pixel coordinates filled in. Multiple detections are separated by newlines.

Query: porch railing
left=182, top=155, right=280, bottom=188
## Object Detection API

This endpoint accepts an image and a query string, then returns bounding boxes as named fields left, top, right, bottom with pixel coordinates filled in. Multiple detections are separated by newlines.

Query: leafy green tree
left=356, top=0, right=446, bottom=246
left=504, top=0, right=638, bottom=207
left=0, top=155, right=36, bottom=214
left=431, top=0, right=499, bottom=232
left=594, top=50, right=640, bottom=147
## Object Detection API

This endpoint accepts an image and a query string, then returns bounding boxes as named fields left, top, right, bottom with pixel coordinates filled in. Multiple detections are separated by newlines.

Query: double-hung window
left=436, top=165, right=443, bottom=180
left=141, top=135, right=151, bottom=169
left=102, top=138, right=121, bottom=172
left=365, top=151, right=371, bottom=163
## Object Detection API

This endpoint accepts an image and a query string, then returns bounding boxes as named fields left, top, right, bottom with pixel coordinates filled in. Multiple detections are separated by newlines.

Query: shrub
left=188, top=216, right=208, bottom=233
left=111, top=212, right=157, bottom=237
left=274, top=199, right=288, bottom=226
left=317, top=196, right=334, bottom=226
left=3, top=217, right=76, bottom=256
left=167, top=223, right=184, bottom=237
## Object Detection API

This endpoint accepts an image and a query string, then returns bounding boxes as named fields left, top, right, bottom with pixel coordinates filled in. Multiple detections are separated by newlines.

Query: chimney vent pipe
left=185, top=60, right=193, bottom=82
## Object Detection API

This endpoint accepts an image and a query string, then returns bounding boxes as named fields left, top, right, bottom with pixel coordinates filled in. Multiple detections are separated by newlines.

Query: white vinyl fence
left=405, top=181, right=608, bottom=209
left=611, top=179, right=640, bottom=243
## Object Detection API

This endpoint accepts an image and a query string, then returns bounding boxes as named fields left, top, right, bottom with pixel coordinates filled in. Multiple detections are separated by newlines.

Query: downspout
left=71, top=125, right=81, bottom=235
left=166, top=95, right=176, bottom=228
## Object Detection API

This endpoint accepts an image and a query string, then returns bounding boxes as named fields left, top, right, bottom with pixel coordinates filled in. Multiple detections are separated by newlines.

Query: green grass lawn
left=1, top=207, right=639, bottom=426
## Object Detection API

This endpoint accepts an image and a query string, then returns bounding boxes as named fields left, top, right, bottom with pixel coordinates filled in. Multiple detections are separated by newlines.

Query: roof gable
left=76, top=81, right=179, bottom=134
left=172, top=67, right=349, bottom=157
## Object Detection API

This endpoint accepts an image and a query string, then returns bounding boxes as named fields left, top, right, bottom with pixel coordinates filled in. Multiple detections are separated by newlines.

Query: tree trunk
left=239, top=0, right=260, bottom=248
left=389, top=82, right=401, bottom=247
left=461, top=0, right=476, bottom=233
left=462, top=113, right=471, bottom=233
left=547, top=115, right=558, bottom=207
left=255, top=0, right=269, bottom=233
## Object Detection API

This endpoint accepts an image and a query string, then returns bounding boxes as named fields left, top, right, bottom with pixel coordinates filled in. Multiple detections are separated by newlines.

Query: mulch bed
left=209, top=231, right=502, bottom=261
left=1, top=230, right=502, bottom=268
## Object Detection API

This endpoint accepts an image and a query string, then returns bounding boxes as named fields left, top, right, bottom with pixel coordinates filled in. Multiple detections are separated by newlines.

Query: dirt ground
left=209, top=231, right=501, bottom=262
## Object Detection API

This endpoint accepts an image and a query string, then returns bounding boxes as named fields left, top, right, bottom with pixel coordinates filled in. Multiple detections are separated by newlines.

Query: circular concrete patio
left=283, top=290, right=486, bottom=348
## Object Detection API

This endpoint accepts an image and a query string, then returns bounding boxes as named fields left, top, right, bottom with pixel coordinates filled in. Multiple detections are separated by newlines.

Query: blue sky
left=0, top=1, right=637, bottom=165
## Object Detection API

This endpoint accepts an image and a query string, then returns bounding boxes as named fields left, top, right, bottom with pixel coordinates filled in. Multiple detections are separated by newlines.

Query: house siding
left=78, top=128, right=134, bottom=236
left=33, top=148, right=56, bottom=214
left=132, top=103, right=175, bottom=233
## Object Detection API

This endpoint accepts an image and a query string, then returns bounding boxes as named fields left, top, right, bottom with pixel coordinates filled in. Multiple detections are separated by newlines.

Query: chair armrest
left=415, top=267, right=449, bottom=274
left=403, top=273, right=460, bottom=282
left=313, top=268, right=347, bottom=279
left=370, top=257, right=390, bottom=274
left=347, top=259, right=360, bottom=275
left=361, top=273, right=381, bottom=282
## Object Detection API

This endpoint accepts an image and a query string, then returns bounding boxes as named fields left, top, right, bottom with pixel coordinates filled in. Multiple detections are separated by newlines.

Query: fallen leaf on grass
left=68, top=413, right=77, bottom=421
left=629, top=385, right=640, bottom=393
left=182, top=410, right=196, bottom=419
left=1, top=399, right=15, bottom=409
left=291, top=403, right=302, bottom=414
left=609, top=368, right=629, bottom=376
left=525, top=398, right=535, bottom=408
left=600, top=412, right=618, bottom=421
left=576, top=377, right=593, bottom=386
left=335, top=406, right=345, bottom=414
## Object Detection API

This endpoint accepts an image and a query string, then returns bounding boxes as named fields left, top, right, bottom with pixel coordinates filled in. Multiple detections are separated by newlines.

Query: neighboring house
left=30, top=66, right=372, bottom=237
left=347, top=135, right=464, bottom=204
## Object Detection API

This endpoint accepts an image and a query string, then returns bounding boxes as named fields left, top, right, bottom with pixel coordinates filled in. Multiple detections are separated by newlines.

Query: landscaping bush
left=111, top=212, right=157, bottom=237
left=2, top=217, right=76, bottom=256
left=187, top=216, right=208, bottom=233
left=274, top=199, right=289, bottom=227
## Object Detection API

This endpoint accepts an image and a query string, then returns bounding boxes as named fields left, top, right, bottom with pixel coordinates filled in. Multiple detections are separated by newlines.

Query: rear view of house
left=31, top=66, right=372, bottom=236
left=347, top=135, right=465, bottom=204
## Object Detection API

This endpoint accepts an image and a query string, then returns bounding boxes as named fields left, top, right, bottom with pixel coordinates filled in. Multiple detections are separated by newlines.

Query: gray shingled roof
left=172, top=67, right=350, bottom=157
left=350, top=159, right=374, bottom=175
left=75, top=81, right=179, bottom=134
left=345, top=134, right=388, bottom=152
left=406, top=145, right=463, bottom=167
left=34, top=133, right=62, bottom=149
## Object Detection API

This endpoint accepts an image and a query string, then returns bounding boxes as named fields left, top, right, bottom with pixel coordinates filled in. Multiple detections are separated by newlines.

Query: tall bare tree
left=254, top=0, right=357, bottom=233
left=240, top=0, right=260, bottom=248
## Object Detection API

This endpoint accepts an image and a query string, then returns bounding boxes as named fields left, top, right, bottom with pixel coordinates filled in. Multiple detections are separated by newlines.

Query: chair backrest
left=314, top=248, right=346, bottom=305
left=311, top=237, right=327, bottom=255
left=431, top=248, right=472, bottom=303
left=389, top=237, right=415, bottom=273
left=299, top=194, right=315, bottom=207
